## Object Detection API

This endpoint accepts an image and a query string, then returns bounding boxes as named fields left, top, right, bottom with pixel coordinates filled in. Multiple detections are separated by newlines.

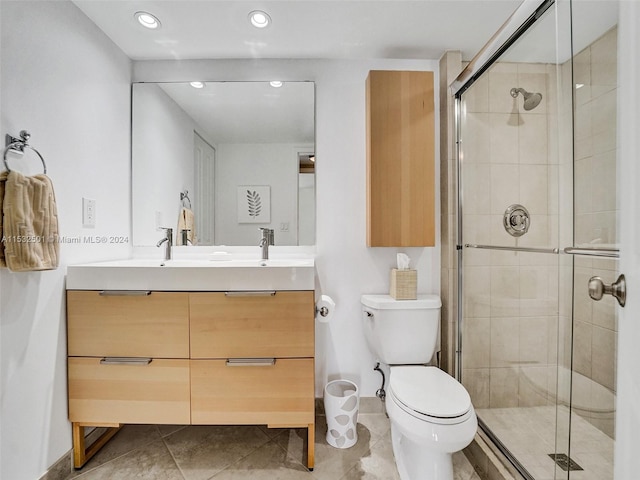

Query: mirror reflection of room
left=132, top=81, right=315, bottom=247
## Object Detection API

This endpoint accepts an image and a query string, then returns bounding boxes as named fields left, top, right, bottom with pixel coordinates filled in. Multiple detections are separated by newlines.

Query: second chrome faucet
left=157, top=227, right=173, bottom=261
left=259, top=228, right=274, bottom=260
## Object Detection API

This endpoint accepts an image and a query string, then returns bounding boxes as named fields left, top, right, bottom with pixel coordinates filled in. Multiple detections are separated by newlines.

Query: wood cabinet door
left=68, top=357, right=190, bottom=424
left=191, top=358, right=314, bottom=425
left=366, top=70, right=435, bottom=247
left=67, top=291, right=189, bottom=358
left=190, top=291, right=314, bottom=359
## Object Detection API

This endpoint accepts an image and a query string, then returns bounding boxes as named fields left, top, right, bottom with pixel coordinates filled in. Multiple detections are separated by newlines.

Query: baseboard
left=38, top=450, right=72, bottom=480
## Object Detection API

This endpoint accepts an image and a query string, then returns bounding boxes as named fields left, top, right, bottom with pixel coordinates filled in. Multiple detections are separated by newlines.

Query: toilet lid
left=390, top=366, right=471, bottom=418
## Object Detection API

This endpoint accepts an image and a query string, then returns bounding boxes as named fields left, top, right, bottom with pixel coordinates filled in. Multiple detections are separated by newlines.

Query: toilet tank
left=361, top=294, right=441, bottom=365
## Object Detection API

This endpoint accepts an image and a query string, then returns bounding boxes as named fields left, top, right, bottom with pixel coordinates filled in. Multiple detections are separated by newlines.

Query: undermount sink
left=66, top=256, right=315, bottom=291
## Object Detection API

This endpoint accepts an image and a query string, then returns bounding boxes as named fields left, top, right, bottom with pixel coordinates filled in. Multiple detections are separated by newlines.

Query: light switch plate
left=83, top=198, right=96, bottom=228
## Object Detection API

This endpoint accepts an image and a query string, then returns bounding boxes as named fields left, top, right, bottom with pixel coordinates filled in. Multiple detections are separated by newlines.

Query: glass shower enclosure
left=453, top=1, right=619, bottom=479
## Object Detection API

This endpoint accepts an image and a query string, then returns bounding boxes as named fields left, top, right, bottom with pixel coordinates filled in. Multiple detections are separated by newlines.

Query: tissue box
left=390, top=269, right=417, bottom=300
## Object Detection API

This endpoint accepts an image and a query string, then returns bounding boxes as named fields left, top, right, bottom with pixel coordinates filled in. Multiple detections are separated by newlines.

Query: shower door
left=455, top=1, right=620, bottom=479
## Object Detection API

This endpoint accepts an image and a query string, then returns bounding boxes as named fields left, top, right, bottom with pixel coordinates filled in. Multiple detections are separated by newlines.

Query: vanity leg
left=72, top=422, right=122, bottom=469
left=307, top=422, right=315, bottom=471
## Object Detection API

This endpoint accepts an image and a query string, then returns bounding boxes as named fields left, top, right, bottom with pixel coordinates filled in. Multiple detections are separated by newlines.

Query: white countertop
left=66, top=251, right=315, bottom=291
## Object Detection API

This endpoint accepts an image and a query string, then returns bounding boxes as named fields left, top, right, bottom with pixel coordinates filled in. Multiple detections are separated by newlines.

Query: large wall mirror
left=132, top=81, right=315, bottom=247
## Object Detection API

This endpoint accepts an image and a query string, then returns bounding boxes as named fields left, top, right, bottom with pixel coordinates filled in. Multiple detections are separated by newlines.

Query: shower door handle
left=588, top=274, right=626, bottom=307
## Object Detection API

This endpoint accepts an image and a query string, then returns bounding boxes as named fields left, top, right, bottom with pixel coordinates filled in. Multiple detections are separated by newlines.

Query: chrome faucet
left=180, top=229, right=192, bottom=246
left=156, top=227, right=173, bottom=261
left=259, top=228, right=274, bottom=260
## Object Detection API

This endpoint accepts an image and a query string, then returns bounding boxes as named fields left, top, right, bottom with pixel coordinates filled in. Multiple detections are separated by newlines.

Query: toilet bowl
left=385, top=366, right=477, bottom=480
left=360, top=295, right=477, bottom=480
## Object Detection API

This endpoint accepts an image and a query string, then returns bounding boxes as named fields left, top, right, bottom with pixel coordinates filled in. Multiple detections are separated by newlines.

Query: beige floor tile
left=68, top=424, right=163, bottom=477
left=478, top=405, right=614, bottom=480
left=163, top=425, right=270, bottom=480
left=157, top=425, right=189, bottom=437
left=339, top=432, right=400, bottom=480
left=210, top=441, right=313, bottom=479
left=70, top=440, right=183, bottom=480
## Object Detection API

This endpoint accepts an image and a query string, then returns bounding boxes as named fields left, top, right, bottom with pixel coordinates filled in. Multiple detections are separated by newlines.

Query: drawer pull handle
left=225, top=358, right=276, bottom=367
left=100, top=357, right=152, bottom=366
left=99, top=290, right=152, bottom=296
left=224, top=291, right=276, bottom=297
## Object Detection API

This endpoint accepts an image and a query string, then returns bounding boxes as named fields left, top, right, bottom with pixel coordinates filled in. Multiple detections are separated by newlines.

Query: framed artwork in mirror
left=237, top=185, right=271, bottom=223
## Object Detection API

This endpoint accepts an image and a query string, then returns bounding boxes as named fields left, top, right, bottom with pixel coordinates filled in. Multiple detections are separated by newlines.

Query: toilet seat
left=389, top=366, right=472, bottom=425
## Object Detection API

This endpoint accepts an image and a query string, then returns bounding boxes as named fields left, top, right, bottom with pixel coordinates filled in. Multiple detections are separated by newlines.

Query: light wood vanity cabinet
left=366, top=70, right=435, bottom=247
left=66, top=289, right=315, bottom=470
left=190, top=291, right=315, bottom=358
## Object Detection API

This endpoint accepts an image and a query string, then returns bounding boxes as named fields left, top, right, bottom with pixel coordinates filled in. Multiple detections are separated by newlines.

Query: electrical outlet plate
left=83, top=198, right=96, bottom=227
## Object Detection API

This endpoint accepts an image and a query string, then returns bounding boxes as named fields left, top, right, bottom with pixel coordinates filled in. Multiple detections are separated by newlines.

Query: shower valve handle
left=588, top=274, right=626, bottom=307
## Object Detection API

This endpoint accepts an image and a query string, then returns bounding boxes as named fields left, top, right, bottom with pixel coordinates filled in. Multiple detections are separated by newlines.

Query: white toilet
left=361, top=294, right=477, bottom=480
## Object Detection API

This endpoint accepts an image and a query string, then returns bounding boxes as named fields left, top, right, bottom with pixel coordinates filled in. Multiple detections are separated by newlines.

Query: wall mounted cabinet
left=366, top=70, right=435, bottom=247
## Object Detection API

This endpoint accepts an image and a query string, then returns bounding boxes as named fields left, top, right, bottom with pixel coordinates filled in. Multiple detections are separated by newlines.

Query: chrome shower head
left=510, top=87, right=543, bottom=111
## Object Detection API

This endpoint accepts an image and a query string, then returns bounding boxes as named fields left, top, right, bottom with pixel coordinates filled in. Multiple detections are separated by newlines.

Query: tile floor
left=479, top=406, right=614, bottom=480
left=64, top=413, right=480, bottom=480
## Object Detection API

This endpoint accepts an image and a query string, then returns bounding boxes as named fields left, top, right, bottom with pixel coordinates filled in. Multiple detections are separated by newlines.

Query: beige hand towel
left=177, top=207, right=196, bottom=246
left=0, top=171, right=7, bottom=268
left=1, top=171, right=59, bottom=271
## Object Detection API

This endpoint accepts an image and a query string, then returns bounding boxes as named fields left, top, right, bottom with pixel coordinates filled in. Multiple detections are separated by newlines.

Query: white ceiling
left=75, top=1, right=618, bottom=144
left=72, top=0, right=524, bottom=61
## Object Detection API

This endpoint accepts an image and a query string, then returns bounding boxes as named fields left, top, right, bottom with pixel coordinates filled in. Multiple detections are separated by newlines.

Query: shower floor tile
left=478, top=405, right=613, bottom=480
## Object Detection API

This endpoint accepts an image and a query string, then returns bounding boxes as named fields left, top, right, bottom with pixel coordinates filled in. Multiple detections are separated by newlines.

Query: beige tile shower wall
left=461, top=61, right=562, bottom=409
left=574, top=27, right=618, bottom=248
left=570, top=27, right=618, bottom=439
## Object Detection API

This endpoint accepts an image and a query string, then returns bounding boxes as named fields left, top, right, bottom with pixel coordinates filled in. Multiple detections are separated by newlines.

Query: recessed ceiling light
left=135, top=11, right=161, bottom=29
left=576, top=83, right=585, bottom=89
left=270, top=81, right=283, bottom=88
left=249, top=10, right=271, bottom=28
left=190, top=82, right=205, bottom=89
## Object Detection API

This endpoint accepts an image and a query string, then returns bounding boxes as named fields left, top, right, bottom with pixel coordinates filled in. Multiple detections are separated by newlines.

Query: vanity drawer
left=68, top=357, right=190, bottom=424
left=190, top=358, right=314, bottom=425
left=67, top=291, right=189, bottom=358
left=189, top=291, right=314, bottom=358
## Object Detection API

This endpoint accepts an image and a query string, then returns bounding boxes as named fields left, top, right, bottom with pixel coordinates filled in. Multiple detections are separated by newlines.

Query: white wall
left=215, top=143, right=299, bottom=246
left=132, top=83, right=203, bottom=246
left=134, top=59, right=441, bottom=397
left=0, top=2, right=131, bottom=479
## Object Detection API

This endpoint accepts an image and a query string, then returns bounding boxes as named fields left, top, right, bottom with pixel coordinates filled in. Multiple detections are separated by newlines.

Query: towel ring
left=3, top=130, right=47, bottom=174
left=180, top=190, right=191, bottom=209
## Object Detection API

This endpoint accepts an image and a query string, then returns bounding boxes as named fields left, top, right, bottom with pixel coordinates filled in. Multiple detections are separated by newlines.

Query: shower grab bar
left=563, top=247, right=619, bottom=258
left=464, top=244, right=559, bottom=254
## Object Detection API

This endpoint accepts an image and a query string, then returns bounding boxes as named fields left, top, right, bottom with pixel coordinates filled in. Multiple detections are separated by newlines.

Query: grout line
left=203, top=426, right=276, bottom=479
left=160, top=434, right=187, bottom=480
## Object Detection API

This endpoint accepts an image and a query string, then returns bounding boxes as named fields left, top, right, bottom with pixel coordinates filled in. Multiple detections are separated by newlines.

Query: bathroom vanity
left=65, top=258, right=316, bottom=470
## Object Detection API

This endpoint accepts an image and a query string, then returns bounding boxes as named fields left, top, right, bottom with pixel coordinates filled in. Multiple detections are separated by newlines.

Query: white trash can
left=324, top=379, right=359, bottom=448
